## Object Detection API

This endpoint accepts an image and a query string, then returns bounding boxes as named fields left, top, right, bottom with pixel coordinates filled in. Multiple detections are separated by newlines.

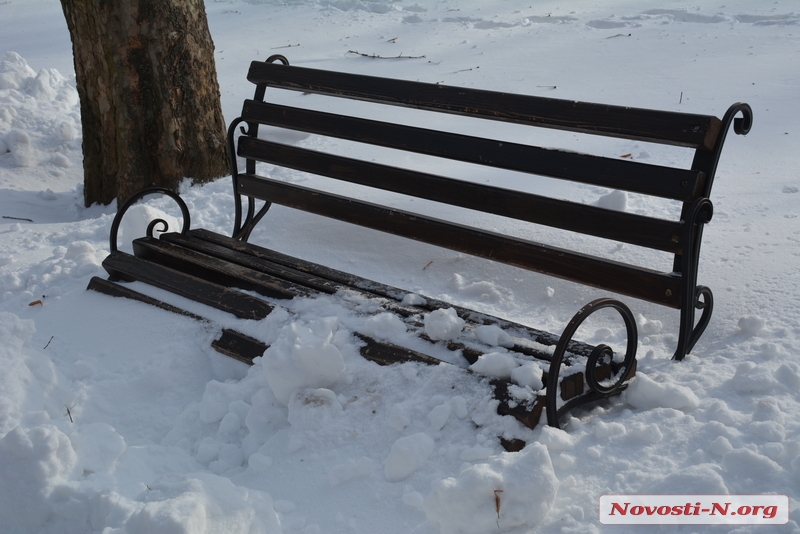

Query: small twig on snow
left=348, top=50, right=426, bottom=59
left=43, top=336, right=54, bottom=349
left=271, top=43, right=300, bottom=49
left=3, top=215, right=34, bottom=222
left=495, top=489, right=503, bottom=528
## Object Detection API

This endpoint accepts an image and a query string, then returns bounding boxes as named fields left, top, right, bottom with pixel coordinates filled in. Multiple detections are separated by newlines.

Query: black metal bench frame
left=94, top=55, right=751, bottom=431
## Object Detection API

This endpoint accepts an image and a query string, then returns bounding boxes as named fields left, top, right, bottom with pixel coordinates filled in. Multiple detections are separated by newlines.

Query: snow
left=1, top=0, right=799, bottom=533
left=424, top=308, right=465, bottom=341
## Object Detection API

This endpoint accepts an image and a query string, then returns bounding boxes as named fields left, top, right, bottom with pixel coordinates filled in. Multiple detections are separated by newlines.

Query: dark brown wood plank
left=190, top=228, right=407, bottom=296
left=101, top=251, right=274, bottom=320
left=236, top=174, right=683, bottom=308
left=240, top=100, right=706, bottom=202
left=87, top=276, right=207, bottom=322
left=491, top=380, right=546, bottom=430
left=238, top=137, right=685, bottom=253
left=212, top=329, right=268, bottom=365
left=159, top=232, right=341, bottom=294
left=247, top=61, right=721, bottom=149
left=132, top=237, right=312, bottom=301
left=87, top=276, right=268, bottom=364
left=355, top=333, right=444, bottom=366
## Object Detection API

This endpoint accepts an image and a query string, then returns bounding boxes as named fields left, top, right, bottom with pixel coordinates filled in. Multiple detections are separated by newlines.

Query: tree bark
left=60, top=0, right=229, bottom=207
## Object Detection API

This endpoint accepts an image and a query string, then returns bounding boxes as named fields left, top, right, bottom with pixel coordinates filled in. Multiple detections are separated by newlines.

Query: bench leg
left=545, top=298, right=638, bottom=428
left=673, top=285, right=714, bottom=361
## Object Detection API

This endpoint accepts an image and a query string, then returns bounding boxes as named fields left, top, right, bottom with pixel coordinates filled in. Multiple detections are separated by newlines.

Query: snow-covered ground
left=1, top=1, right=799, bottom=533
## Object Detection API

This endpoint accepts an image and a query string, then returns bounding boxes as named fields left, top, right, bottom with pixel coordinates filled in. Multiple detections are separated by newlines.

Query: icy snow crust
left=1, top=1, right=800, bottom=533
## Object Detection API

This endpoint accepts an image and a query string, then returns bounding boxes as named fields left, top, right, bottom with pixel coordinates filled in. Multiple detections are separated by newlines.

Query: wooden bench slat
left=238, top=136, right=685, bottom=253
left=87, top=276, right=208, bottom=322
left=189, top=229, right=389, bottom=296
left=87, top=277, right=269, bottom=364
left=237, top=174, right=683, bottom=308
left=159, top=232, right=344, bottom=295
left=240, top=100, right=706, bottom=202
left=101, top=251, right=274, bottom=320
left=212, top=329, right=270, bottom=365
left=247, top=61, right=722, bottom=149
left=132, top=237, right=315, bottom=301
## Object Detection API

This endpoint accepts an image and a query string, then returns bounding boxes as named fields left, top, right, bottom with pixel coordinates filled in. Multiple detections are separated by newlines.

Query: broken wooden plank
left=87, top=276, right=268, bottom=363
left=212, top=329, right=268, bottom=365
left=87, top=276, right=207, bottom=322
left=101, top=251, right=274, bottom=320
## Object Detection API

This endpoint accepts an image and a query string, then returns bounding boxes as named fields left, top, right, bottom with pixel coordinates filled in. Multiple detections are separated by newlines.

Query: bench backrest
left=227, top=57, right=751, bottom=360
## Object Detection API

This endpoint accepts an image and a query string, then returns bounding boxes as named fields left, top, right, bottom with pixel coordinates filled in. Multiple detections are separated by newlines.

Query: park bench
left=88, top=55, right=751, bottom=438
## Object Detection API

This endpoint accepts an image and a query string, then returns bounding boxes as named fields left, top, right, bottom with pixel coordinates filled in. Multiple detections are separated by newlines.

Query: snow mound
left=384, top=432, right=435, bottom=482
left=423, top=443, right=558, bottom=534
left=469, top=352, right=518, bottom=380
left=262, top=318, right=349, bottom=405
left=424, top=307, right=464, bottom=341
left=361, top=311, right=407, bottom=340
left=0, top=425, right=79, bottom=532
left=623, top=373, right=700, bottom=411
left=738, top=315, right=766, bottom=336
left=0, top=52, right=80, bottom=171
left=474, top=325, right=514, bottom=348
left=124, top=473, right=281, bottom=534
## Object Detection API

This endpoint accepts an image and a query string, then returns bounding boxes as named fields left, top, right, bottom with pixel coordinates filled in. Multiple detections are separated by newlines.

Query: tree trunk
left=60, top=0, right=229, bottom=207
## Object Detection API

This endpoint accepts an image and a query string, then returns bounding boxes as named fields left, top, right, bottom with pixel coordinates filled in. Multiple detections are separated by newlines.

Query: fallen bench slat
left=101, top=251, right=274, bottom=320
left=87, top=275, right=207, bottom=322
left=240, top=100, right=707, bottom=202
left=237, top=136, right=686, bottom=253
left=87, top=276, right=269, bottom=364
left=212, top=329, right=270, bottom=365
left=237, top=173, right=683, bottom=308
left=247, top=61, right=722, bottom=149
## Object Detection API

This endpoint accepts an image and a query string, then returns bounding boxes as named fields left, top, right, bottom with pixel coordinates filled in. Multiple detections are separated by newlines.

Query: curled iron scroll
left=545, top=298, right=638, bottom=428
left=266, top=54, right=289, bottom=65
left=725, top=102, right=753, bottom=136
left=697, top=103, right=753, bottom=200
left=108, top=187, right=191, bottom=253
